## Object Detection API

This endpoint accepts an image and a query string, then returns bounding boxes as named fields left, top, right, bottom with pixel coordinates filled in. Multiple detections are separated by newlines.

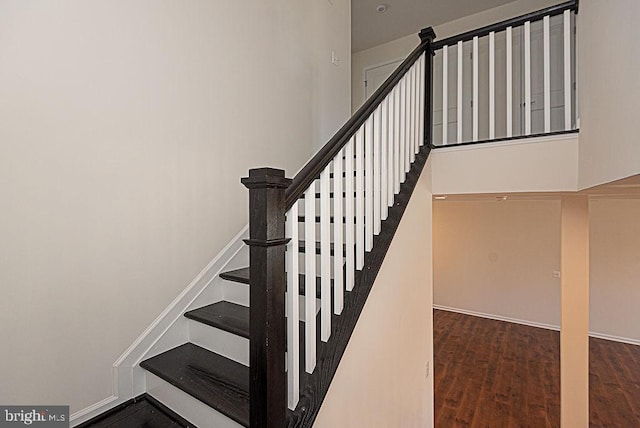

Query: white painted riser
left=188, top=320, right=249, bottom=366
left=222, top=282, right=319, bottom=321
left=146, top=373, right=243, bottom=428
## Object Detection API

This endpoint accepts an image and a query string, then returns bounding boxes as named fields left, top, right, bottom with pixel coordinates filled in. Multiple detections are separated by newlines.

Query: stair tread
left=141, top=343, right=249, bottom=427
left=220, top=267, right=333, bottom=299
left=185, top=301, right=249, bottom=339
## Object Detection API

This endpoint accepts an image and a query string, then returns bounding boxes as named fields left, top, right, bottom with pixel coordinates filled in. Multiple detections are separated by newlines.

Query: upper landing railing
left=431, top=0, right=579, bottom=146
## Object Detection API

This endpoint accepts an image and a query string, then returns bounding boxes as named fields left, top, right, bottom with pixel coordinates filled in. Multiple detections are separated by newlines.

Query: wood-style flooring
left=434, top=309, right=640, bottom=428
left=78, top=395, right=192, bottom=428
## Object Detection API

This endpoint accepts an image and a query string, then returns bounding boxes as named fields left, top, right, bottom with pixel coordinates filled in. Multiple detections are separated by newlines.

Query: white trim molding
left=434, top=305, right=640, bottom=347
left=433, top=305, right=560, bottom=331
left=70, top=395, right=122, bottom=426
left=588, top=331, right=640, bottom=347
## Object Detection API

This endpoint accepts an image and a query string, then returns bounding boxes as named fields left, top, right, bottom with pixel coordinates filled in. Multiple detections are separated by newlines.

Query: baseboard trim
left=433, top=305, right=560, bottom=331
left=70, top=395, right=124, bottom=426
left=434, top=305, right=640, bottom=347
left=589, top=331, right=640, bottom=347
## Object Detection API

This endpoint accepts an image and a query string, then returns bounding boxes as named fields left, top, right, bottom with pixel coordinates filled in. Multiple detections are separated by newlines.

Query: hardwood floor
left=434, top=309, right=640, bottom=428
left=78, top=395, right=192, bottom=428
left=590, top=337, right=640, bottom=427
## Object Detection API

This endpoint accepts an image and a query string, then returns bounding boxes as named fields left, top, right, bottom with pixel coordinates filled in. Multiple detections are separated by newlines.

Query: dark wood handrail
left=284, top=27, right=436, bottom=210
left=431, top=0, right=578, bottom=51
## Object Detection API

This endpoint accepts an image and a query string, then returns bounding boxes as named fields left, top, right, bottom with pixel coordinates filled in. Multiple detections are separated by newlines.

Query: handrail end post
left=419, top=27, right=436, bottom=43
left=242, top=167, right=291, bottom=428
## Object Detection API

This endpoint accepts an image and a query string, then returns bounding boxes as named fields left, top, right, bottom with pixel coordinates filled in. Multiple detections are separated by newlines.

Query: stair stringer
left=286, top=143, right=433, bottom=427
left=314, top=157, right=434, bottom=427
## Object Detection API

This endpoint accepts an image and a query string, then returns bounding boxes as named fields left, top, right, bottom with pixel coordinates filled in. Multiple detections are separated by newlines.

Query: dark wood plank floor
left=78, top=395, right=192, bottom=428
left=590, top=337, right=640, bottom=427
left=434, top=309, right=640, bottom=428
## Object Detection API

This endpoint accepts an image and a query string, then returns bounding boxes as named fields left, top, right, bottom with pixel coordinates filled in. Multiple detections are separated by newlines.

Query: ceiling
left=352, top=0, right=520, bottom=52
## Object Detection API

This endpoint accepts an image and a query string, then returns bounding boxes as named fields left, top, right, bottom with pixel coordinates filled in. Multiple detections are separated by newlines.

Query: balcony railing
left=431, top=0, right=579, bottom=146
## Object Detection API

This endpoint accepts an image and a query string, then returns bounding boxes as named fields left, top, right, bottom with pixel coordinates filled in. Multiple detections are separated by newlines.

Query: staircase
left=101, top=2, right=581, bottom=426
left=138, top=155, right=432, bottom=428
left=128, top=26, right=435, bottom=428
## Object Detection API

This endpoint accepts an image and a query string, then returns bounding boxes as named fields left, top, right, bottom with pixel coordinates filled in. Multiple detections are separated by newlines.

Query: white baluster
left=419, top=52, right=425, bottom=148
left=344, top=138, right=355, bottom=291
left=457, top=41, right=463, bottom=143
left=563, top=10, right=572, bottom=131
left=404, top=73, right=411, bottom=175
left=381, top=97, right=389, bottom=221
left=373, top=105, right=382, bottom=234
left=412, top=57, right=424, bottom=153
left=489, top=31, right=495, bottom=140
left=442, top=45, right=448, bottom=146
left=473, top=36, right=479, bottom=142
left=320, top=168, right=331, bottom=342
left=399, top=77, right=406, bottom=183
left=304, top=183, right=316, bottom=373
left=544, top=15, right=551, bottom=133
left=365, top=116, right=374, bottom=252
left=394, top=85, right=401, bottom=194
left=332, top=150, right=344, bottom=314
left=355, top=126, right=365, bottom=269
left=388, top=89, right=396, bottom=204
left=506, top=26, right=513, bottom=138
left=413, top=63, right=417, bottom=153
left=524, top=20, right=532, bottom=135
left=286, top=203, right=299, bottom=410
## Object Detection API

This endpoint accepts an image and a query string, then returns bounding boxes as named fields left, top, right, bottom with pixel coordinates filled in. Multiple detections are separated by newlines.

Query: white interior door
left=364, top=59, right=404, bottom=100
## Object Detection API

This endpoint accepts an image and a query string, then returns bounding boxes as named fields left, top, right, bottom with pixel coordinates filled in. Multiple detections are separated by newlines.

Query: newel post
left=241, top=168, right=291, bottom=428
left=419, top=27, right=436, bottom=147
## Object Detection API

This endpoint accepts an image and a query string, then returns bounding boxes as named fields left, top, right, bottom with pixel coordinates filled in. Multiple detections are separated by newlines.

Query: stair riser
left=222, top=282, right=319, bottom=320
left=146, top=373, right=244, bottom=428
left=188, top=320, right=249, bottom=366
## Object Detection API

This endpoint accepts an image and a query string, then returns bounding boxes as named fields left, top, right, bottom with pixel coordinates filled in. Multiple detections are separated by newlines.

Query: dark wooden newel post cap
left=419, top=27, right=436, bottom=43
left=241, top=168, right=292, bottom=190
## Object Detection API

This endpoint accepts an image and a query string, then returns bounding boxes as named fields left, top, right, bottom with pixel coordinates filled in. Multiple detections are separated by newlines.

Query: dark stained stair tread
left=219, top=267, right=333, bottom=299
left=220, top=268, right=251, bottom=285
left=79, top=396, right=190, bottom=428
left=140, top=343, right=249, bottom=427
left=184, top=302, right=249, bottom=339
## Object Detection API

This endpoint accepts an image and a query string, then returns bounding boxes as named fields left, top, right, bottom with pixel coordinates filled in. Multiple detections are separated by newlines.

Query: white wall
left=0, top=0, right=350, bottom=413
left=351, top=0, right=559, bottom=112
left=431, top=134, right=579, bottom=195
left=433, top=199, right=562, bottom=328
left=577, top=0, right=640, bottom=189
left=315, top=161, right=434, bottom=428
left=590, top=198, right=640, bottom=343
left=434, top=197, right=640, bottom=344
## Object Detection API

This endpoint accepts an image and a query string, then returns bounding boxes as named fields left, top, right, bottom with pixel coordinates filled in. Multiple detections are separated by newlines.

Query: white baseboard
left=70, top=395, right=124, bottom=426
left=434, top=305, right=640, bottom=347
left=433, top=305, right=560, bottom=331
left=589, top=331, right=640, bottom=347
